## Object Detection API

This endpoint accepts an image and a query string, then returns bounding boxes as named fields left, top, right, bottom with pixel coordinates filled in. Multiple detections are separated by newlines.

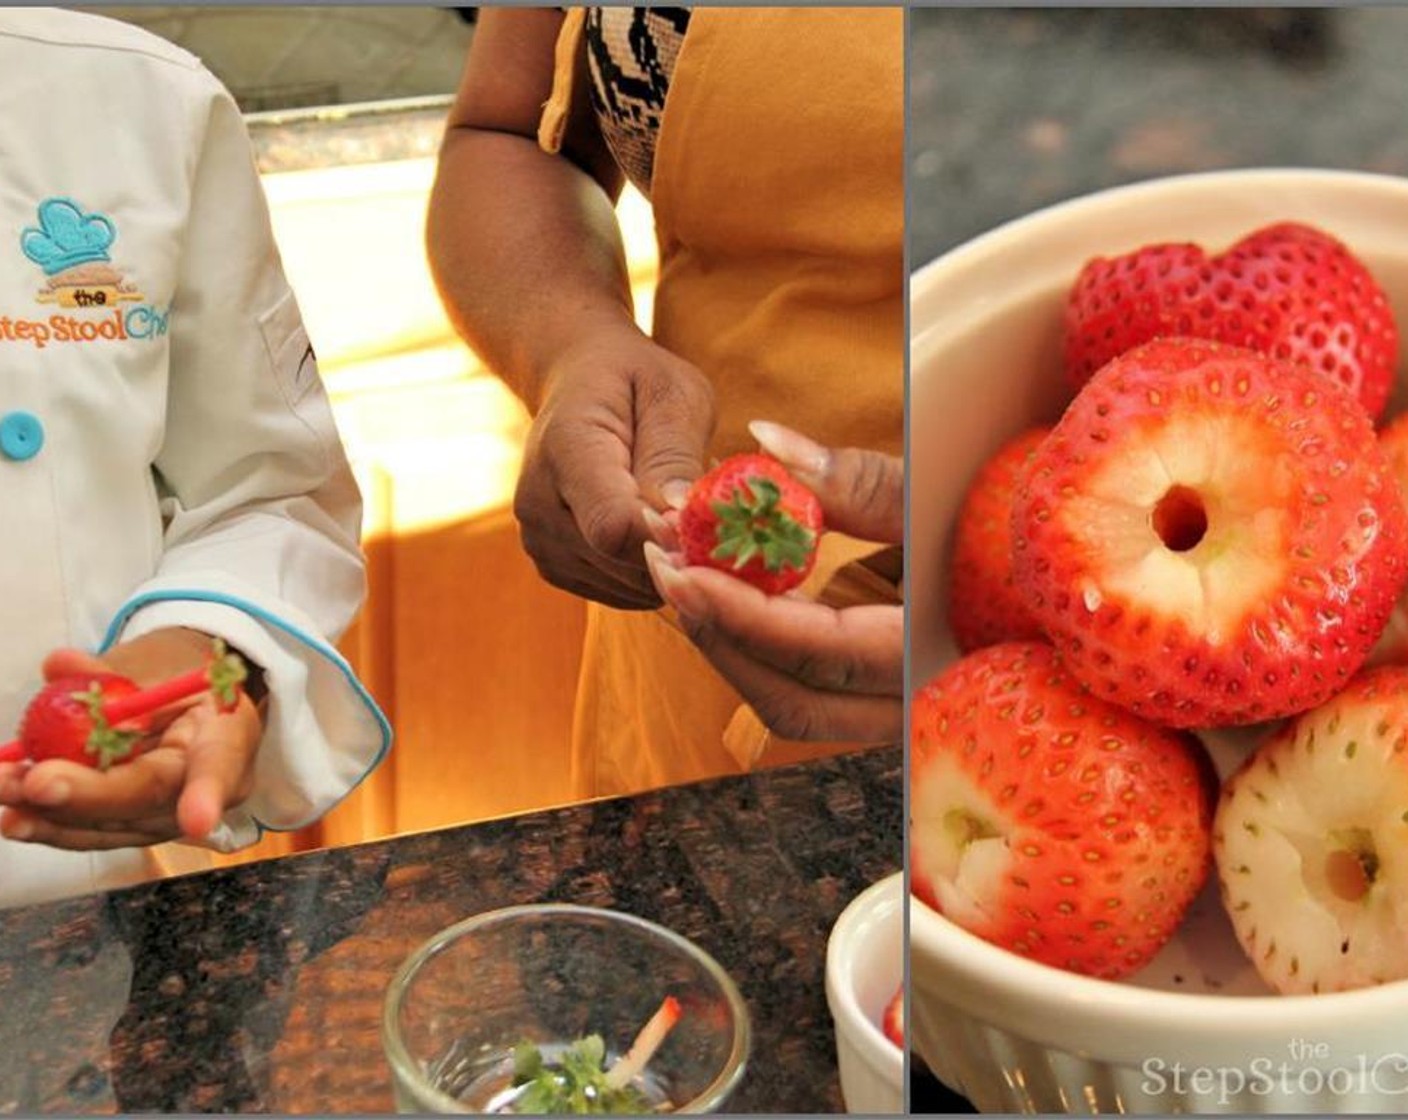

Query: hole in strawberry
left=943, top=808, right=1003, bottom=851
left=1152, top=486, right=1208, bottom=553
left=1325, top=830, right=1378, bottom=903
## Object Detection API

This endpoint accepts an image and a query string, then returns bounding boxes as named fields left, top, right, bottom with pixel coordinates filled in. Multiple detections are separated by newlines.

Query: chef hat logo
left=20, top=198, right=116, bottom=276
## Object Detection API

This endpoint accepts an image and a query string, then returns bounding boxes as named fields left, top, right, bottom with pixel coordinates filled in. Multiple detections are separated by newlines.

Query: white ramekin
left=826, top=872, right=905, bottom=1114
left=910, top=169, right=1408, bottom=1115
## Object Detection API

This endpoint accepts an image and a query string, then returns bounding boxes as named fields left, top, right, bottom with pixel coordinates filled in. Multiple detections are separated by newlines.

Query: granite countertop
left=0, top=746, right=900, bottom=1115
left=908, top=8, right=1408, bottom=1113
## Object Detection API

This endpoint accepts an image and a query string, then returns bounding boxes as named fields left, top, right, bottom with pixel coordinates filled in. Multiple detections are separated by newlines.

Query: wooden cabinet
left=214, top=352, right=590, bottom=867
left=329, top=505, right=590, bottom=842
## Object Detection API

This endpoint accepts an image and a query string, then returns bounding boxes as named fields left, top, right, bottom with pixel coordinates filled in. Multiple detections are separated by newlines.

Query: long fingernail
left=2, top=815, right=33, bottom=841
left=644, top=541, right=709, bottom=619
left=749, top=420, right=830, bottom=476
left=660, top=480, right=692, bottom=511
left=641, top=506, right=677, bottom=548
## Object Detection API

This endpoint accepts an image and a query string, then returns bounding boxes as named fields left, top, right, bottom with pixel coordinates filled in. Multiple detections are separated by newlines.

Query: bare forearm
left=427, top=127, right=639, bottom=410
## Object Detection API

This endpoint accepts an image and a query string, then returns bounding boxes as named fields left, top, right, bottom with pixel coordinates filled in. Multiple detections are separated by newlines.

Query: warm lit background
left=269, top=163, right=658, bottom=858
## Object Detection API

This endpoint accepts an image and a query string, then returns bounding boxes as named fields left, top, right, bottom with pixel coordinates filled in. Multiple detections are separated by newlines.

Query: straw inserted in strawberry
left=100, top=639, right=247, bottom=723
left=0, top=639, right=247, bottom=770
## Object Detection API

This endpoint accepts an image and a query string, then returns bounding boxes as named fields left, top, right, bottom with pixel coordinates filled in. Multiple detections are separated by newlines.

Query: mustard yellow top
left=541, top=7, right=904, bottom=798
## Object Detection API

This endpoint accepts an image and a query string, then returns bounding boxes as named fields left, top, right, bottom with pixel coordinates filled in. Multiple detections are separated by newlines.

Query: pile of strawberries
left=912, top=221, right=1408, bottom=996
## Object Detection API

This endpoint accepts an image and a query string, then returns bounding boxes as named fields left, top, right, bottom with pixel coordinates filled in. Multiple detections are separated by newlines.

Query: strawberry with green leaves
left=15, top=674, right=154, bottom=771
left=0, top=640, right=248, bottom=771
left=1012, top=337, right=1408, bottom=729
left=679, top=453, right=823, bottom=595
left=1215, top=665, right=1408, bottom=995
left=911, top=642, right=1217, bottom=980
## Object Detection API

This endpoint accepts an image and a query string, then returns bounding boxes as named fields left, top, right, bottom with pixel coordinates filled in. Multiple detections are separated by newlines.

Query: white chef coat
left=0, top=9, right=390, bottom=907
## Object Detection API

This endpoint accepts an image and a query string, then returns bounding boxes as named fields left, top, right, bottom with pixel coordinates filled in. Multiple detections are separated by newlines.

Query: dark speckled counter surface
left=909, top=7, right=1408, bottom=1113
left=0, top=747, right=900, bottom=1114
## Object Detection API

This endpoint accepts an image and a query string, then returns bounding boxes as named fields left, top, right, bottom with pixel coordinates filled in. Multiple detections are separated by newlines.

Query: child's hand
left=0, top=629, right=264, bottom=850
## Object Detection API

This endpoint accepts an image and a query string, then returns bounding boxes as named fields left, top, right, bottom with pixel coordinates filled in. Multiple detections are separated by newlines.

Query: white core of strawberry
left=913, top=754, right=1013, bottom=929
left=603, top=995, right=682, bottom=1091
left=939, top=833, right=1011, bottom=930
left=1216, top=700, right=1408, bottom=994
left=1059, top=411, right=1294, bottom=644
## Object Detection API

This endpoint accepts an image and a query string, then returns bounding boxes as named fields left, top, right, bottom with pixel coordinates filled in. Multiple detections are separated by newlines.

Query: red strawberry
left=0, top=639, right=248, bottom=770
left=1012, top=337, right=1408, bottom=729
left=948, top=427, right=1051, bottom=652
left=910, top=642, right=1216, bottom=980
left=1215, top=665, right=1408, bottom=994
left=679, top=453, right=823, bottom=595
left=1065, top=222, right=1399, bottom=419
left=880, top=986, right=903, bottom=1049
left=1380, top=411, right=1408, bottom=492
left=18, top=673, right=151, bottom=770
left=1367, top=414, right=1408, bottom=666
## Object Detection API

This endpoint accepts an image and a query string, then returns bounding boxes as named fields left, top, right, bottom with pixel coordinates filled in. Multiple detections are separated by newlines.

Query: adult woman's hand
left=644, top=421, right=903, bottom=743
left=515, top=325, right=717, bottom=609
left=425, top=9, right=719, bottom=609
left=0, top=628, right=263, bottom=850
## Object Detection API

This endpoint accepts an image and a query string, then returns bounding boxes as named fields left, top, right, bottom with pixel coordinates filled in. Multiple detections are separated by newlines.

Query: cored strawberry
left=1012, top=337, right=1408, bottom=729
left=1065, top=222, right=1398, bottom=419
left=910, top=642, right=1216, bottom=980
left=1215, top=665, right=1408, bottom=994
left=17, top=673, right=152, bottom=770
left=679, top=453, right=823, bottom=595
left=949, top=427, right=1051, bottom=653
left=0, top=640, right=248, bottom=770
left=880, top=986, right=903, bottom=1049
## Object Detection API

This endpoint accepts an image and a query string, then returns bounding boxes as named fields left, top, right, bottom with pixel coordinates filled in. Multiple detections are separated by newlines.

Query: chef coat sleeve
left=98, top=69, right=390, bottom=852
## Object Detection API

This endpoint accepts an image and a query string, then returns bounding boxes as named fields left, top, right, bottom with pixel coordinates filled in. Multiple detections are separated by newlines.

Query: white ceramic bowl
left=909, top=169, right=1408, bottom=1115
left=825, top=872, right=905, bottom=1114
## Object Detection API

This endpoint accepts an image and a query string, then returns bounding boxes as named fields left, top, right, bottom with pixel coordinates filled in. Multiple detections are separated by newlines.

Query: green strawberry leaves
left=510, top=1036, right=651, bottom=1114
left=71, top=681, right=143, bottom=771
left=710, top=476, right=817, bottom=573
left=207, top=639, right=249, bottom=712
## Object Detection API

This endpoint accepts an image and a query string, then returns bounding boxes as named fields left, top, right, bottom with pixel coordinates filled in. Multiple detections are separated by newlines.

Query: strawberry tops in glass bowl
left=910, top=169, right=1408, bottom=1115
left=383, top=905, right=750, bottom=1114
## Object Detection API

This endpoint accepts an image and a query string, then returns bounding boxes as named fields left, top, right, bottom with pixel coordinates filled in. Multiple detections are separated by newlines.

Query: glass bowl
left=383, top=903, right=751, bottom=1114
